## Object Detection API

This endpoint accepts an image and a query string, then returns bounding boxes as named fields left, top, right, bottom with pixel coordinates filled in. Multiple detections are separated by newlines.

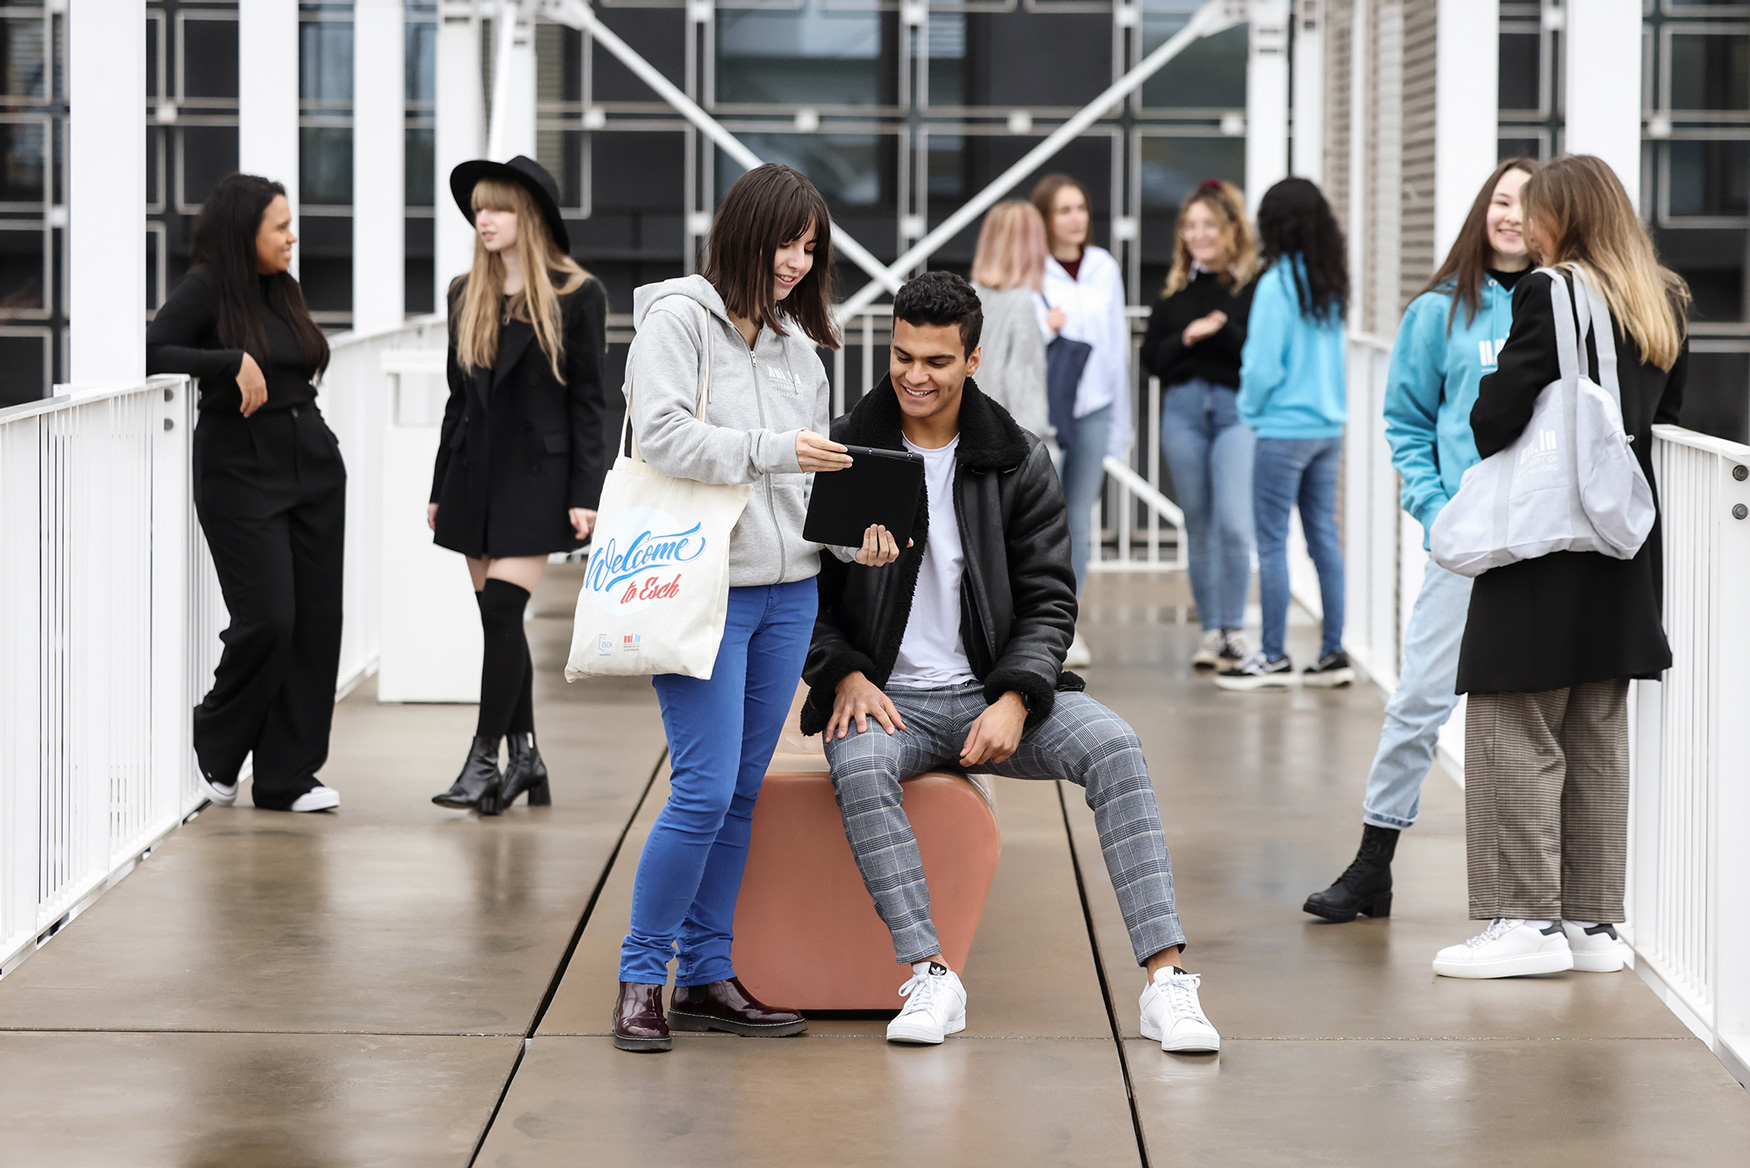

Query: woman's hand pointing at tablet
left=797, top=430, right=855, bottom=472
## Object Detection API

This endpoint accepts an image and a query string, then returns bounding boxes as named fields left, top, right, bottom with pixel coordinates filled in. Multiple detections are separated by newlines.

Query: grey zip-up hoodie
left=626, top=274, right=830, bottom=587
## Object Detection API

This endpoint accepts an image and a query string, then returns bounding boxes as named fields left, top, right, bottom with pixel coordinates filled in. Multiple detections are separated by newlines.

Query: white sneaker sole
left=198, top=773, right=238, bottom=807
left=1570, top=946, right=1629, bottom=973
left=1191, top=652, right=1220, bottom=670
left=1215, top=674, right=1296, bottom=691
left=1140, top=1017, right=1221, bottom=1053
left=289, top=788, right=340, bottom=813
left=1301, top=668, right=1355, bottom=688
left=1432, top=949, right=1573, bottom=979
left=886, top=1010, right=966, bottom=1045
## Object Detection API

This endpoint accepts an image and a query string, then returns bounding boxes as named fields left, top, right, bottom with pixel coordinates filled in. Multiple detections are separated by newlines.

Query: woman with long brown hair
left=1305, top=156, right=1539, bottom=922
left=1140, top=179, right=1258, bottom=670
left=429, top=156, right=609, bottom=815
left=1432, top=154, right=1688, bottom=979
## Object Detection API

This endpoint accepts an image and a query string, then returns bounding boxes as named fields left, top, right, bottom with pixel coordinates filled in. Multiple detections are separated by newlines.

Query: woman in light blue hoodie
left=1219, top=178, right=1351, bottom=691
left=1303, top=157, right=1541, bottom=922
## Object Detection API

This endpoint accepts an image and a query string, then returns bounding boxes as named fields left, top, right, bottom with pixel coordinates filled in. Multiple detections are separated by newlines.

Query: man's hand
left=827, top=671, right=907, bottom=739
left=798, top=430, right=854, bottom=472
left=960, top=692, right=1027, bottom=767
left=853, top=523, right=910, bottom=567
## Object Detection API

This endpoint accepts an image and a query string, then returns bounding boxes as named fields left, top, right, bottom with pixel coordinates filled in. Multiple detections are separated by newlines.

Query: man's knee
left=825, top=733, right=906, bottom=805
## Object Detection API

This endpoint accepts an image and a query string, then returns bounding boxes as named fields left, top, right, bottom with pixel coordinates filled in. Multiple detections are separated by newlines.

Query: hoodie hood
left=632, top=273, right=733, bottom=330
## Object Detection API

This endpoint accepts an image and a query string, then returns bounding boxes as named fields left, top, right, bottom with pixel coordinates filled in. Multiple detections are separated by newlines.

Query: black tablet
left=804, top=444, right=926, bottom=549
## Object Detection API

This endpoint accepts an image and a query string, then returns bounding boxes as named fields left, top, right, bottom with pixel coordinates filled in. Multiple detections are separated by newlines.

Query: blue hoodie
left=1383, top=273, right=1517, bottom=544
left=1237, top=255, right=1347, bottom=439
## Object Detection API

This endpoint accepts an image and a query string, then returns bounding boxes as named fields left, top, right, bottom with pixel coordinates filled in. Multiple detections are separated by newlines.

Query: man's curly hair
left=892, top=269, right=984, bottom=355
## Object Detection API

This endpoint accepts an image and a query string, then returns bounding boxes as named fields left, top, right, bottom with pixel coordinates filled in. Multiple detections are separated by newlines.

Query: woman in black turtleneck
left=147, top=174, right=345, bottom=813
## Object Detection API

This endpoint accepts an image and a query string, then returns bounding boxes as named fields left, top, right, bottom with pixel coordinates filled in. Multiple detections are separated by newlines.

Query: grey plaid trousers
left=1464, top=679, right=1631, bottom=923
left=821, top=683, right=1186, bottom=966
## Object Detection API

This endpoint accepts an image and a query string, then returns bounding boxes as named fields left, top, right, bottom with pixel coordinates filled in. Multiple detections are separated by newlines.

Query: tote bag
left=1430, top=266, right=1654, bottom=578
left=1041, top=295, right=1093, bottom=441
left=565, top=298, right=753, bottom=680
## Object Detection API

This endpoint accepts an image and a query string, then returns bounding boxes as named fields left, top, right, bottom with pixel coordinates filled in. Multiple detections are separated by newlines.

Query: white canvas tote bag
left=1430, top=266, right=1655, bottom=578
left=565, top=298, right=753, bottom=680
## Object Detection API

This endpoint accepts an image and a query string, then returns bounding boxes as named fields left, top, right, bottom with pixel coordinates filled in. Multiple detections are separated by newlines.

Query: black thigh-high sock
left=476, top=579, right=531, bottom=740
left=508, top=635, right=535, bottom=736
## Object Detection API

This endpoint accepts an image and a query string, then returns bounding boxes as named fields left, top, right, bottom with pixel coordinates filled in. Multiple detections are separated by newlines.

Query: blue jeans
left=1160, top=380, right=1255, bottom=631
left=619, top=579, right=818, bottom=986
left=1362, top=559, right=1472, bottom=829
left=1059, top=405, right=1112, bottom=597
left=1253, top=436, right=1345, bottom=661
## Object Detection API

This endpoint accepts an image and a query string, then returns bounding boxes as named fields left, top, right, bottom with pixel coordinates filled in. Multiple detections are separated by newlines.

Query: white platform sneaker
left=1563, top=921, right=1631, bottom=973
left=289, top=786, right=340, bottom=813
left=194, top=748, right=237, bottom=807
left=1432, top=919, right=1573, bottom=979
left=1191, top=630, right=1226, bottom=670
left=886, top=962, right=967, bottom=1045
left=1138, top=968, right=1221, bottom=1053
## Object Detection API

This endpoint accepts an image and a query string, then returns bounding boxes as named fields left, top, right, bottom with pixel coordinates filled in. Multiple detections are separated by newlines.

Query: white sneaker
left=1219, top=630, right=1250, bottom=663
left=1432, top=919, right=1573, bottom=979
left=194, top=748, right=237, bottom=807
left=1139, top=967, right=1221, bottom=1053
left=289, top=786, right=340, bottom=813
left=886, top=962, right=967, bottom=1045
left=1563, top=921, right=1631, bottom=973
left=1065, top=633, right=1092, bottom=669
left=1191, top=630, right=1225, bottom=670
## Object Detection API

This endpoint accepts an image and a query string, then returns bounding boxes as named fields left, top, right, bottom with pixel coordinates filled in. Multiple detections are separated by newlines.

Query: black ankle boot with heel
left=1303, top=824, right=1399, bottom=921
left=501, top=732, right=551, bottom=807
left=432, top=735, right=503, bottom=815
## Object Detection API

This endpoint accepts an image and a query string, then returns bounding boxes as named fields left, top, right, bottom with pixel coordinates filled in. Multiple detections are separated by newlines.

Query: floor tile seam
left=1136, top=1035, right=1701, bottom=1043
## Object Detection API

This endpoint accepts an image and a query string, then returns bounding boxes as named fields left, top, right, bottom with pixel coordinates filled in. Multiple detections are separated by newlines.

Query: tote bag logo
left=585, top=505, right=707, bottom=616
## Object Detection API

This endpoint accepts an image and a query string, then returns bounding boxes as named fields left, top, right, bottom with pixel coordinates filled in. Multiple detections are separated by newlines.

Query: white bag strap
left=1543, top=265, right=1585, bottom=388
left=1571, top=267, right=1624, bottom=411
left=620, top=296, right=715, bottom=465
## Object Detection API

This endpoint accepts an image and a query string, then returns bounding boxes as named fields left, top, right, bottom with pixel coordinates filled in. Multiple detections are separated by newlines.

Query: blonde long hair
left=454, top=178, right=588, bottom=381
left=1162, top=179, right=1257, bottom=298
left=1522, top=154, right=1689, bottom=371
left=971, top=200, right=1049, bottom=292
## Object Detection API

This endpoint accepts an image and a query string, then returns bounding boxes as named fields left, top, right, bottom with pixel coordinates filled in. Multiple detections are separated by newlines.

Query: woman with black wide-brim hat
left=429, top=155, right=610, bottom=815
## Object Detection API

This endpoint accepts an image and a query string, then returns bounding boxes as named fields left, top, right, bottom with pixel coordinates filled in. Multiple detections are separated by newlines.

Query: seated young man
left=802, top=270, right=1219, bottom=1052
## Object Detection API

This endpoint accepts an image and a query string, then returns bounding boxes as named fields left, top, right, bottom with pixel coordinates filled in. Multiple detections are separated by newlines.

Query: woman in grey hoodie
left=612, top=165, right=899, bottom=1052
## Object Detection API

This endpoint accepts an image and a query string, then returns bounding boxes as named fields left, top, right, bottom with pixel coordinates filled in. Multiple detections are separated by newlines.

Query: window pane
left=1141, top=18, right=1246, bottom=109
left=182, top=124, right=238, bottom=207
left=1670, top=33, right=1749, bottom=112
left=405, top=19, right=435, bottom=104
left=0, top=17, right=48, bottom=98
left=720, top=134, right=886, bottom=208
left=301, top=126, right=353, bottom=205
left=0, top=332, right=45, bottom=406
left=300, top=20, right=353, bottom=104
left=182, top=17, right=239, bottom=100
left=717, top=2, right=883, bottom=107
left=406, top=126, right=434, bottom=207
left=0, top=227, right=44, bottom=312
left=1141, top=136, right=1247, bottom=212
left=927, top=13, right=966, bottom=108
left=1668, top=140, right=1750, bottom=217
left=535, top=127, right=583, bottom=209
left=977, top=11, right=1110, bottom=108
left=1499, top=31, right=1540, bottom=113
left=1499, top=136, right=1542, bottom=163
left=1678, top=350, right=1750, bottom=445
left=0, top=120, right=46, bottom=203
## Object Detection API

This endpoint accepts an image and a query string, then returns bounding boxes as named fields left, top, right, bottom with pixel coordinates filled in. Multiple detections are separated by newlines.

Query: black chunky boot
left=1303, top=824, right=1399, bottom=921
left=432, top=735, right=503, bottom=815
left=500, top=732, right=551, bottom=808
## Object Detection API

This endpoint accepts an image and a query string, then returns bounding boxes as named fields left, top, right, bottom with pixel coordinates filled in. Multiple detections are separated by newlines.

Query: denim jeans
left=1253, top=436, right=1345, bottom=661
left=619, top=579, right=818, bottom=986
left=1362, top=558, right=1472, bottom=829
left=1058, top=404, right=1112, bottom=597
left=1160, top=380, right=1255, bottom=631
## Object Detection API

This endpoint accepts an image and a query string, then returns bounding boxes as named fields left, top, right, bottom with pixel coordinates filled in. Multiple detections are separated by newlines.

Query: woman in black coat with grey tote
left=428, top=156, right=610, bottom=815
left=1434, top=155, right=1688, bottom=981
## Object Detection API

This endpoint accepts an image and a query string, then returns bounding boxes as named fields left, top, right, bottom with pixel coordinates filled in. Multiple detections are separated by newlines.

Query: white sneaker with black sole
left=1302, top=649, right=1355, bottom=688
left=1138, top=967, right=1221, bottom=1053
left=194, top=748, right=237, bottom=807
left=1191, top=629, right=1226, bottom=670
left=1563, top=921, right=1631, bottom=972
left=1219, top=630, right=1250, bottom=665
left=1432, top=919, right=1573, bottom=979
left=1215, top=651, right=1296, bottom=691
left=289, top=786, right=340, bottom=813
left=886, top=961, right=967, bottom=1045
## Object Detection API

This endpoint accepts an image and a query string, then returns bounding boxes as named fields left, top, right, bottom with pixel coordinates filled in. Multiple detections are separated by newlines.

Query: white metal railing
left=1627, top=424, right=1750, bottom=1085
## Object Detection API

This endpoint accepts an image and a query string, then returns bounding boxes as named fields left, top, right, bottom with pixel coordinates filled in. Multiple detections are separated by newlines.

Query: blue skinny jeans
left=1059, top=404, right=1113, bottom=597
left=1160, top=379, right=1255, bottom=631
left=618, top=579, right=817, bottom=986
left=1253, top=435, right=1345, bottom=662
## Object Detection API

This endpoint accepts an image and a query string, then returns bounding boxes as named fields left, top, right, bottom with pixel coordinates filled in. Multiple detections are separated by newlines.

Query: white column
left=1290, top=0, right=1324, bottom=184
left=1564, top=0, right=1643, bottom=212
left=436, top=1, right=484, bottom=307
left=1434, top=0, right=1498, bottom=257
left=1246, top=0, right=1292, bottom=212
left=353, top=0, right=406, bottom=333
left=487, top=0, right=537, bottom=161
left=68, top=0, right=146, bottom=387
left=239, top=0, right=300, bottom=264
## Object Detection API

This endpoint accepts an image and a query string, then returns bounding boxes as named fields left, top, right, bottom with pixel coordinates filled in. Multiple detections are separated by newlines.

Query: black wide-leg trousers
left=192, top=406, right=347, bottom=809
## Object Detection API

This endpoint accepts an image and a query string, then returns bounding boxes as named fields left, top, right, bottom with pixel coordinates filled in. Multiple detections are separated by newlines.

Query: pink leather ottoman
left=731, top=689, right=1001, bottom=1011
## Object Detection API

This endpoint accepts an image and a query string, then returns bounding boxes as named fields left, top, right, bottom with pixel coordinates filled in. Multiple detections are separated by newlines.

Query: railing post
left=149, top=379, right=193, bottom=825
left=1711, top=447, right=1750, bottom=1068
left=0, top=414, right=43, bottom=966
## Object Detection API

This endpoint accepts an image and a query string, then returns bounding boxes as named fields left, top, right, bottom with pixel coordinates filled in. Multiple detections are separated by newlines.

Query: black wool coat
left=800, top=376, right=1084, bottom=737
left=1456, top=268, right=1688, bottom=695
left=431, top=276, right=611, bottom=559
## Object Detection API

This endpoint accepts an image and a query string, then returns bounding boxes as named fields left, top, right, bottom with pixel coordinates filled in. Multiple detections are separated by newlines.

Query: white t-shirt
left=887, top=435, right=977, bottom=689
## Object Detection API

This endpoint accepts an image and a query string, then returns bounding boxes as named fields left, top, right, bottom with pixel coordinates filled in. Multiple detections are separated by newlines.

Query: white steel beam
left=354, top=0, right=407, bottom=332
left=437, top=1, right=485, bottom=303
left=68, top=0, right=146, bottom=387
left=1564, top=0, right=1643, bottom=212
left=838, top=0, right=1245, bottom=317
left=1247, top=0, right=1291, bottom=213
left=239, top=0, right=300, bottom=274
left=488, top=0, right=538, bottom=162
left=1290, top=0, right=1324, bottom=184
left=1434, top=0, right=1498, bottom=257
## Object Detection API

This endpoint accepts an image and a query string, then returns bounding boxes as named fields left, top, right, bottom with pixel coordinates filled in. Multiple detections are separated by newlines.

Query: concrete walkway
left=2, top=568, right=1747, bottom=1166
